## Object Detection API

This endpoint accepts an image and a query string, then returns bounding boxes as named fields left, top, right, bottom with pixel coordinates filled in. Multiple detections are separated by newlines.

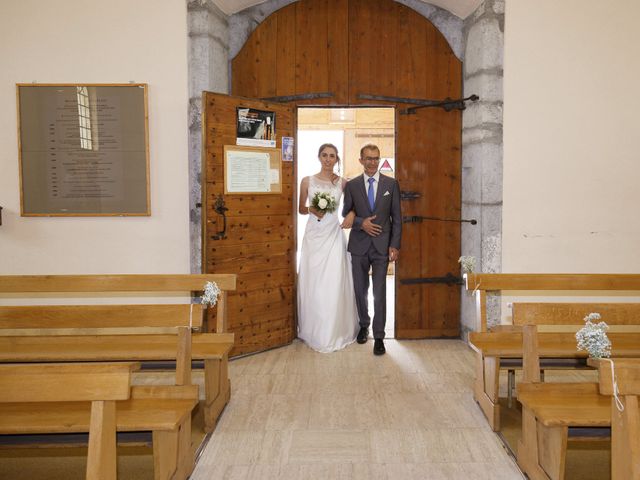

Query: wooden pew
left=0, top=362, right=136, bottom=480
left=0, top=362, right=198, bottom=480
left=0, top=274, right=236, bottom=431
left=516, top=329, right=640, bottom=480
left=593, top=358, right=640, bottom=480
left=465, top=273, right=640, bottom=430
left=515, top=325, right=610, bottom=480
left=0, top=274, right=235, bottom=478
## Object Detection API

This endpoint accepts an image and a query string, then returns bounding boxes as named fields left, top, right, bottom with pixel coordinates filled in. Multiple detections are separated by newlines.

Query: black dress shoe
left=357, top=327, right=369, bottom=344
left=373, top=339, right=386, bottom=355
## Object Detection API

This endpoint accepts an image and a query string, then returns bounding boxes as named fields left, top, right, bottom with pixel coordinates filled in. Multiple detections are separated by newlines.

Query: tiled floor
left=190, top=339, right=524, bottom=479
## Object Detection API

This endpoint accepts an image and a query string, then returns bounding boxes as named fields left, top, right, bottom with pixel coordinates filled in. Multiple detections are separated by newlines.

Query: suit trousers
left=351, top=244, right=389, bottom=339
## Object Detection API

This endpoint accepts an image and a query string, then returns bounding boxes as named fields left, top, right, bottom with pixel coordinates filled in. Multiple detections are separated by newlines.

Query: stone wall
left=187, top=0, right=230, bottom=273
left=460, top=0, right=504, bottom=335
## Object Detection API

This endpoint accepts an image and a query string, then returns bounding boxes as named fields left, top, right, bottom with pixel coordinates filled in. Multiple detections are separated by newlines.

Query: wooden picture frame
left=223, top=145, right=282, bottom=194
left=16, top=83, right=150, bottom=216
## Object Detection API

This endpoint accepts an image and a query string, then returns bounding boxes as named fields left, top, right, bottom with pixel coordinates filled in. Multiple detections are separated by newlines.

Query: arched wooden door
left=226, top=0, right=461, bottom=344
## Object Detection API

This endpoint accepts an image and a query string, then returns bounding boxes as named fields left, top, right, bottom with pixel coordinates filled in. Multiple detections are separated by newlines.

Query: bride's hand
left=341, top=211, right=355, bottom=229
left=309, top=206, right=325, bottom=219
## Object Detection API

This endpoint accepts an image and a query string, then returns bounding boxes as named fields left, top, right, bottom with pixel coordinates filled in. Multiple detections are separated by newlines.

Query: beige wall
left=500, top=0, right=640, bottom=322
left=503, top=0, right=640, bottom=273
left=0, top=0, right=190, bottom=274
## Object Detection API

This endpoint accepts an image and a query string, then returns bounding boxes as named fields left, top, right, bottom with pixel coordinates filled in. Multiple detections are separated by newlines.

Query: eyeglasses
left=363, top=156, right=380, bottom=162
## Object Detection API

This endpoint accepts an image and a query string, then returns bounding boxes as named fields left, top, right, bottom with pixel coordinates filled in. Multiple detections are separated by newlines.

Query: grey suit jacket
left=342, top=173, right=402, bottom=256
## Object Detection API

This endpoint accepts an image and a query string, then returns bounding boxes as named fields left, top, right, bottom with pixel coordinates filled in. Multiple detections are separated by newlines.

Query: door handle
left=212, top=195, right=228, bottom=240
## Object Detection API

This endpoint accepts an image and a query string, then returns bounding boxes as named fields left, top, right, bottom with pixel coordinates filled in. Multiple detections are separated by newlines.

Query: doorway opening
left=296, top=107, right=396, bottom=338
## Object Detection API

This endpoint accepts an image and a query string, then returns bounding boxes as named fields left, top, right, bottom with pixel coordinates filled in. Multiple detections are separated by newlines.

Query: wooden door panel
left=236, top=269, right=294, bottom=292
left=228, top=295, right=294, bottom=319
left=275, top=4, right=297, bottom=97
left=235, top=329, right=294, bottom=355
left=206, top=215, right=293, bottom=244
left=207, top=242, right=292, bottom=274
left=206, top=187, right=294, bottom=217
left=395, top=5, right=428, bottom=98
left=236, top=286, right=293, bottom=305
left=295, top=0, right=329, bottom=98
left=396, top=107, right=461, bottom=338
left=231, top=0, right=461, bottom=339
left=327, top=0, right=349, bottom=104
left=203, top=93, right=295, bottom=356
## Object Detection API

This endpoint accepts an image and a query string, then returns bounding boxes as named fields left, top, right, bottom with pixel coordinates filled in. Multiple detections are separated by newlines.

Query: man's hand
left=341, top=211, right=356, bottom=229
left=362, top=215, right=382, bottom=236
left=388, top=247, right=399, bottom=262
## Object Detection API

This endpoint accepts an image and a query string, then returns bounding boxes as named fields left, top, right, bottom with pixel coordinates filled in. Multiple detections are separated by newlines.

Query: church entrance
left=296, top=107, right=396, bottom=337
left=206, top=0, right=462, bottom=357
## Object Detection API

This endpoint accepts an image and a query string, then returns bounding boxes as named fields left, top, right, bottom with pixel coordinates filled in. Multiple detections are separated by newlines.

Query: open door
left=202, top=92, right=296, bottom=356
left=394, top=106, right=461, bottom=338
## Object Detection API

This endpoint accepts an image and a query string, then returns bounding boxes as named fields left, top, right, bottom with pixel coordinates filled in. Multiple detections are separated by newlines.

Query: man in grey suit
left=342, top=144, right=402, bottom=355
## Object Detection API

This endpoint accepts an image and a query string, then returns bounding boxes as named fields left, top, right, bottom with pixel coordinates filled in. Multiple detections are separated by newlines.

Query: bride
left=297, top=143, right=359, bottom=352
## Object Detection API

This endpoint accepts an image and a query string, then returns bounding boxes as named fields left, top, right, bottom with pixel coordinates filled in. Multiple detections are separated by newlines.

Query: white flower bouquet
left=575, top=312, right=611, bottom=358
left=202, top=281, right=221, bottom=307
left=311, top=191, right=337, bottom=214
left=458, top=255, right=476, bottom=274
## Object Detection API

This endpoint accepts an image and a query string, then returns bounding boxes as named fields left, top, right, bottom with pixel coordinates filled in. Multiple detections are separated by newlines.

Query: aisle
left=190, top=339, right=524, bottom=479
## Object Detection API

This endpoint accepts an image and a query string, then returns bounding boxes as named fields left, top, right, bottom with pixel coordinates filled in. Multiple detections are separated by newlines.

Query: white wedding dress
left=297, top=175, right=359, bottom=352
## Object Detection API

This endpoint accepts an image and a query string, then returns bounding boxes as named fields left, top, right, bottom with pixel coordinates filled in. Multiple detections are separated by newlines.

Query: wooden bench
left=593, top=357, right=640, bottom=480
left=465, top=273, right=640, bottom=430
left=0, top=274, right=235, bottom=431
left=0, top=274, right=235, bottom=478
left=515, top=324, right=608, bottom=480
left=0, top=362, right=198, bottom=480
left=516, top=327, right=640, bottom=480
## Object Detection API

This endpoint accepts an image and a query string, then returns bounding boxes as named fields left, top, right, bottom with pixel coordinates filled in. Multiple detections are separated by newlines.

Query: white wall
left=503, top=0, right=640, bottom=273
left=0, top=0, right=190, bottom=274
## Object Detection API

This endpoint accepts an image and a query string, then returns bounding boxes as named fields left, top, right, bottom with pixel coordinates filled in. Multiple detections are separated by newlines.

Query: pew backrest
left=513, top=302, right=640, bottom=332
left=0, top=273, right=236, bottom=333
left=465, top=273, right=640, bottom=332
left=0, top=362, right=138, bottom=403
left=0, top=304, right=204, bottom=331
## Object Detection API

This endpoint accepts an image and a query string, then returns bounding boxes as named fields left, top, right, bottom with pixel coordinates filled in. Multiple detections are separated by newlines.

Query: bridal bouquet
left=575, top=312, right=611, bottom=358
left=458, top=255, right=476, bottom=274
left=311, top=191, right=337, bottom=214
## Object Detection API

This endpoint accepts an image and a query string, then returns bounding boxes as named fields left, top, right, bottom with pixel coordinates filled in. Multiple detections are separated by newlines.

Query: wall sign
left=17, top=84, right=150, bottom=216
left=224, top=145, right=281, bottom=194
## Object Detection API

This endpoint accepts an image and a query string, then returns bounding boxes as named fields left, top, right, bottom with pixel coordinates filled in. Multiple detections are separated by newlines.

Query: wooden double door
left=203, top=0, right=461, bottom=356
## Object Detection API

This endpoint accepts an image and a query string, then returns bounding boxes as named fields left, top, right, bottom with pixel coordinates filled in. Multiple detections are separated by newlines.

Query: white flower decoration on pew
left=202, top=281, right=221, bottom=307
left=458, top=255, right=476, bottom=274
left=575, top=312, right=611, bottom=358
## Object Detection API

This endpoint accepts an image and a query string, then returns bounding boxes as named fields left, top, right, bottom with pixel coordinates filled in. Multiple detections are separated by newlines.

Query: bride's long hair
left=317, top=143, right=341, bottom=179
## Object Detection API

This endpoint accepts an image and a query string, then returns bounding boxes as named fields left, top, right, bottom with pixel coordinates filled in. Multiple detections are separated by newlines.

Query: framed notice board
left=224, top=145, right=282, bottom=194
left=16, top=83, right=150, bottom=216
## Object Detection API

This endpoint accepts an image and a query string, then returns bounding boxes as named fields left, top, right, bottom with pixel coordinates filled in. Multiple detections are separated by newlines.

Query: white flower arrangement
left=201, top=281, right=221, bottom=307
left=458, top=255, right=476, bottom=274
left=311, top=191, right=337, bottom=214
left=575, top=312, right=611, bottom=358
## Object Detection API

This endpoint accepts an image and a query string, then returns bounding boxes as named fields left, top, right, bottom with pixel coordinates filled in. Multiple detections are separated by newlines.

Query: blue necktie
left=367, top=177, right=375, bottom=211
